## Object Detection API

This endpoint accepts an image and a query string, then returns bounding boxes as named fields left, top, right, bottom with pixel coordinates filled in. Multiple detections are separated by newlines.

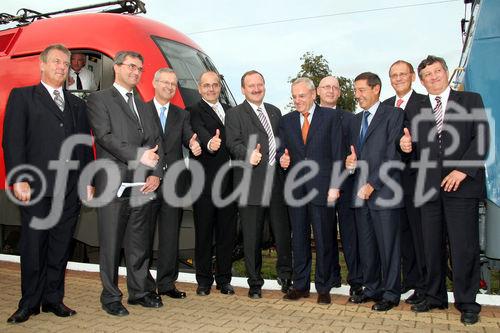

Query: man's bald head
left=317, top=76, right=341, bottom=108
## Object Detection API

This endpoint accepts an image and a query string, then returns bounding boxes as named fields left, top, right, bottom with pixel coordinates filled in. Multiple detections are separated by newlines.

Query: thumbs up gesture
left=280, top=148, right=290, bottom=169
left=400, top=127, right=413, bottom=153
left=250, top=143, right=262, bottom=166
left=345, top=145, right=357, bottom=173
left=189, top=133, right=202, bottom=156
left=209, top=129, right=222, bottom=152
left=140, top=144, right=160, bottom=168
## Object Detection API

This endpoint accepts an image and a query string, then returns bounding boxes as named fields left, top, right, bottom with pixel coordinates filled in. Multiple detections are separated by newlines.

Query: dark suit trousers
left=98, top=196, right=151, bottom=304
left=400, top=194, right=426, bottom=293
left=356, top=206, right=401, bottom=303
left=18, top=185, right=79, bottom=310
left=239, top=200, right=292, bottom=289
left=148, top=193, right=183, bottom=292
left=420, top=195, right=481, bottom=313
left=289, top=203, right=337, bottom=294
left=193, top=195, right=237, bottom=287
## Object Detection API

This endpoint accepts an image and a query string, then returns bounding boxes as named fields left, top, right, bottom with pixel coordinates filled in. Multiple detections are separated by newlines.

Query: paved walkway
left=1, top=261, right=499, bottom=332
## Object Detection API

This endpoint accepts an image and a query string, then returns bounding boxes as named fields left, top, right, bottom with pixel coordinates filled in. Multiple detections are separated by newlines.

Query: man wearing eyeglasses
left=186, top=71, right=237, bottom=296
left=317, top=76, right=363, bottom=298
left=145, top=68, right=202, bottom=300
left=382, top=60, right=427, bottom=306
left=87, top=50, right=164, bottom=316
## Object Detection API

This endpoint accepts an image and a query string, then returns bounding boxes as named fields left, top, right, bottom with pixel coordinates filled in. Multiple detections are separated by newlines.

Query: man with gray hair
left=277, top=77, right=342, bottom=304
left=87, top=50, right=164, bottom=316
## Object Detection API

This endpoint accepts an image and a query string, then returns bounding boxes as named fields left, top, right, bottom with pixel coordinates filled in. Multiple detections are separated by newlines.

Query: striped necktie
left=434, top=96, right=443, bottom=134
left=256, top=107, right=276, bottom=166
left=53, top=90, right=64, bottom=111
left=358, top=110, right=370, bottom=149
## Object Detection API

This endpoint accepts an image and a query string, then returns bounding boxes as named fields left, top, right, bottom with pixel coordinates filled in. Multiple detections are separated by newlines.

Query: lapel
left=419, top=95, right=437, bottom=141
left=165, top=103, right=180, bottom=137
left=386, top=96, right=396, bottom=107
left=353, top=113, right=363, bottom=152
left=305, top=105, right=322, bottom=145
left=264, top=103, right=280, bottom=133
left=111, top=87, right=141, bottom=125
left=35, top=83, right=64, bottom=121
left=405, top=90, right=419, bottom=111
left=243, top=100, right=267, bottom=135
left=200, top=100, right=224, bottom=127
left=363, top=102, right=385, bottom=143
left=291, top=111, right=304, bottom=148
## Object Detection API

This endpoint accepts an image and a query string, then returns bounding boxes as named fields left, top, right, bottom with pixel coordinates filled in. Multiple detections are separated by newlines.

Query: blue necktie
left=159, top=106, right=167, bottom=132
left=358, top=110, right=370, bottom=149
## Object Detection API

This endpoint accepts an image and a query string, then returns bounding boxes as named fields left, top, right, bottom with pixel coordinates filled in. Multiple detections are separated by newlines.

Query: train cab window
left=152, top=37, right=236, bottom=107
left=66, top=50, right=115, bottom=100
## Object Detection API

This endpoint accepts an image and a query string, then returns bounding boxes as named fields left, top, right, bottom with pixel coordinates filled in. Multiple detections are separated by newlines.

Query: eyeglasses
left=318, top=85, right=339, bottom=91
left=390, top=72, right=410, bottom=79
left=120, top=63, right=144, bottom=73
left=157, top=80, right=177, bottom=87
left=49, top=58, right=70, bottom=68
left=201, top=83, right=220, bottom=90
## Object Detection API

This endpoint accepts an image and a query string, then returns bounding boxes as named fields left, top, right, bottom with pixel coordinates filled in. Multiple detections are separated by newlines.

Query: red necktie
left=396, top=98, right=404, bottom=108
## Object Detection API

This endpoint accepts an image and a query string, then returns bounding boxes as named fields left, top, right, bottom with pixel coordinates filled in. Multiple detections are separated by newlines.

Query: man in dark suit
left=382, top=60, right=427, bottom=305
left=400, top=55, right=489, bottom=325
left=278, top=77, right=342, bottom=304
left=3, top=44, right=93, bottom=323
left=87, top=51, right=164, bottom=316
left=146, top=68, right=202, bottom=300
left=345, top=72, right=403, bottom=311
left=317, top=75, right=363, bottom=297
left=225, top=70, right=292, bottom=298
left=186, top=71, right=237, bottom=296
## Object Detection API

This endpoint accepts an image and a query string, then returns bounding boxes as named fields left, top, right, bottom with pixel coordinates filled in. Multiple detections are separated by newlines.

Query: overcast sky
left=2, top=0, right=466, bottom=111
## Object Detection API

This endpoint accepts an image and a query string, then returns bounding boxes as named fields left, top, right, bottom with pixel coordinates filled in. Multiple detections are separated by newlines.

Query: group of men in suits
left=3, top=43, right=489, bottom=327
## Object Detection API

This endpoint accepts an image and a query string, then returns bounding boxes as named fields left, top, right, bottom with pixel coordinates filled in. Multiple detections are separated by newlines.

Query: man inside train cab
left=66, top=52, right=97, bottom=91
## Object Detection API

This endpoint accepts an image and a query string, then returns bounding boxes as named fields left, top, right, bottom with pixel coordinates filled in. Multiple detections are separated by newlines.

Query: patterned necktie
left=75, top=72, right=83, bottom=90
left=159, top=106, right=167, bottom=133
left=256, top=107, right=276, bottom=166
left=434, top=96, right=443, bottom=134
left=302, top=112, right=310, bottom=144
left=212, top=104, right=224, bottom=124
left=358, top=110, right=370, bottom=149
left=53, top=90, right=64, bottom=111
left=125, top=92, right=140, bottom=125
left=396, top=98, right=404, bottom=108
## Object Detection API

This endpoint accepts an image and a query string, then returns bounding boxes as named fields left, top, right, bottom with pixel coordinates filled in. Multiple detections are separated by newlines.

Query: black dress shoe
left=42, top=303, right=76, bottom=317
left=128, top=294, right=163, bottom=308
left=7, top=307, right=40, bottom=324
left=461, top=311, right=479, bottom=325
left=348, top=293, right=381, bottom=304
left=102, top=302, right=129, bottom=316
left=317, top=293, right=331, bottom=305
left=217, top=284, right=235, bottom=295
left=349, top=285, right=363, bottom=296
left=405, top=291, right=425, bottom=305
left=149, top=291, right=162, bottom=300
left=411, top=300, right=448, bottom=312
left=160, top=288, right=187, bottom=299
left=248, top=288, right=262, bottom=299
left=283, top=288, right=310, bottom=301
left=196, top=286, right=211, bottom=296
left=277, top=277, right=292, bottom=293
left=372, top=299, right=399, bottom=311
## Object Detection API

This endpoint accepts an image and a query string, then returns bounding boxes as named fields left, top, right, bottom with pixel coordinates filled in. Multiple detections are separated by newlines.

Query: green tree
left=288, top=52, right=355, bottom=112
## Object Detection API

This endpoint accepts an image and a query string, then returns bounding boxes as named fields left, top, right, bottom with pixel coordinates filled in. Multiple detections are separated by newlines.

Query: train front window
left=152, top=36, right=236, bottom=107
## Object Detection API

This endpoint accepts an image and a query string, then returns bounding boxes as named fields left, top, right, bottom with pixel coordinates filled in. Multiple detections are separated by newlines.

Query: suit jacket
left=2, top=83, right=93, bottom=197
left=186, top=99, right=232, bottom=197
left=86, top=87, right=163, bottom=196
left=346, top=103, right=404, bottom=210
left=225, top=100, right=285, bottom=205
left=278, top=105, right=342, bottom=205
left=147, top=100, right=194, bottom=194
left=403, top=89, right=489, bottom=204
left=383, top=90, right=426, bottom=196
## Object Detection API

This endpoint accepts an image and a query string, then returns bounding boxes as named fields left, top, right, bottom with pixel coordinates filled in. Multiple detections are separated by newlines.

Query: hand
left=209, top=129, right=222, bottom=152
left=327, top=188, right=340, bottom=203
left=86, top=185, right=95, bottom=201
left=400, top=127, right=412, bottom=153
left=346, top=145, right=357, bottom=172
left=140, top=145, right=159, bottom=168
left=13, top=182, right=31, bottom=202
left=141, top=176, right=160, bottom=193
left=250, top=143, right=262, bottom=166
left=280, top=148, right=290, bottom=169
left=357, top=183, right=374, bottom=200
left=189, top=133, right=202, bottom=156
left=441, top=170, right=467, bottom=192
left=67, top=76, right=75, bottom=86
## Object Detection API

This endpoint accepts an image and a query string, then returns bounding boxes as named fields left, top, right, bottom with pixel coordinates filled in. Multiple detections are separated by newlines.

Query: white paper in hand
left=117, top=182, right=146, bottom=197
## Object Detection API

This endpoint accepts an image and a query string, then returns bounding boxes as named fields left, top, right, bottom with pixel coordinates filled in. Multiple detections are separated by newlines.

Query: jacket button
left=60, top=123, right=64, bottom=127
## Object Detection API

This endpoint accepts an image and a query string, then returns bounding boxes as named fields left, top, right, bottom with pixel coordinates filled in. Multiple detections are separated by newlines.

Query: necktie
left=256, top=107, right=276, bottom=166
left=358, top=110, right=370, bottom=149
left=396, top=98, right=404, bottom=108
left=433, top=96, right=443, bottom=134
left=212, top=104, right=224, bottom=124
left=75, top=72, right=83, bottom=90
left=159, top=106, right=167, bottom=133
left=125, top=92, right=140, bottom=125
left=302, top=112, right=310, bottom=144
left=53, top=90, right=64, bottom=111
